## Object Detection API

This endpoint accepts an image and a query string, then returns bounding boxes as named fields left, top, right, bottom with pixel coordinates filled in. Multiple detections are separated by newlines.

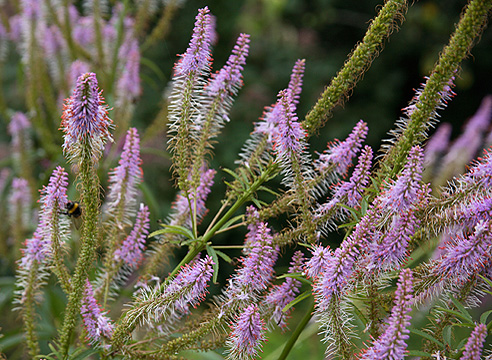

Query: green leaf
left=149, top=225, right=195, bottom=240
left=282, top=290, right=312, bottom=313
left=217, top=214, right=244, bottom=233
left=408, top=327, right=444, bottom=348
left=434, top=306, right=473, bottom=324
left=480, top=309, right=492, bottom=324
left=213, top=249, right=233, bottom=263
left=206, top=245, right=220, bottom=283
left=442, top=325, right=452, bottom=346
left=140, top=56, right=166, bottom=80
left=449, top=295, right=473, bottom=323
left=349, top=300, right=368, bottom=326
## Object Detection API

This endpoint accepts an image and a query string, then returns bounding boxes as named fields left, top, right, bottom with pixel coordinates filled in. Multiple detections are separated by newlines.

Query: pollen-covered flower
left=461, top=323, right=487, bottom=360
left=106, top=127, right=143, bottom=222
left=264, top=251, right=304, bottom=328
left=81, top=279, right=114, bottom=343
left=60, top=72, right=113, bottom=164
left=114, top=204, right=150, bottom=269
left=316, top=120, right=368, bottom=176
left=361, top=269, right=414, bottom=360
left=226, top=304, right=266, bottom=360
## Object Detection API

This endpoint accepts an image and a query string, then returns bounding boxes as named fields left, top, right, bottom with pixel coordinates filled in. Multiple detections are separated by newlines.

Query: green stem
left=278, top=299, right=315, bottom=360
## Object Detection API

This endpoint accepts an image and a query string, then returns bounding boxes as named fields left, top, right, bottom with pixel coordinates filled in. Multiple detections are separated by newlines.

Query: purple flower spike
left=425, top=122, right=452, bottom=166
left=465, top=148, right=492, bottom=188
left=114, top=204, right=150, bottom=269
left=20, top=231, right=46, bottom=269
left=304, top=245, right=333, bottom=279
left=106, top=127, right=143, bottom=219
left=316, top=120, right=368, bottom=176
left=174, top=7, right=214, bottom=76
left=274, top=89, right=306, bottom=158
left=226, top=304, right=266, bottom=360
left=288, top=59, right=305, bottom=107
left=81, top=280, right=114, bottom=343
left=117, top=39, right=141, bottom=102
left=379, top=145, right=424, bottom=212
left=68, top=60, right=91, bottom=88
left=437, top=219, right=492, bottom=280
left=361, top=269, right=414, bottom=360
left=207, top=33, right=250, bottom=98
left=166, top=255, right=214, bottom=313
left=264, top=251, right=304, bottom=328
left=9, top=178, right=31, bottom=227
left=61, top=72, right=113, bottom=163
left=8, top=112, right=30, bottom=140
left=461, top=323, right=487, bottom=360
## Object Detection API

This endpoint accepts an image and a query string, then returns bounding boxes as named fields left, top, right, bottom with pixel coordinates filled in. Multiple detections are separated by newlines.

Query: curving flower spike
left=81, top=280, right=114, bottom=343
left=60, top=72, right=113, bottom=165
left=361, top=269, right=414, bottom=360
left=316, top=120, right=368, bottom=176
left=226, top=304, right=266, bottom=360
left=114, top=204, right=150, bottom=269
left=461, top=323, right=487, bottom=360
left=424, top=122, right=452, bottom=166
left=207, top=33, right=250, bottom=98
left=174, top=7, right=214, bottom=76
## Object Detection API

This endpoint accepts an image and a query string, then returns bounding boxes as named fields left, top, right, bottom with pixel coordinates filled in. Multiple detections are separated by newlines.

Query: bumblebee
left=65, top=201, right=82, bottom=219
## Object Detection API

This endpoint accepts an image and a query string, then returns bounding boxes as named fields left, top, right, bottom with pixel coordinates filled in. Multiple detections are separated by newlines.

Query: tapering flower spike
left=207, top=33, right=250, bottom=98
left=114, top=204, right=150, bottom=269
left=8, top=112, right=30, bottom=147
left=9, top=177, right=31, bottom=232
left=461, top=323, right=487, bottom=360
left=378, top=145, right=424, bottom=212
left=264, top=251, right=304, bottom=329
left=424, top=122, right=452, bottom=166
left=316, top=120, right=368, bottom=176
left=361, top=269, right=414, bottom=360
left=106, top=127, right=143, bottom=222
left=117, top=39, right=141, bottom=103
left=174, top=7, right=214, bottom=76
left=226, top=304, right=266, bottom=360
left=60, top=72, right=113, bottom=165
left=81, top=280, right=114, bottom=344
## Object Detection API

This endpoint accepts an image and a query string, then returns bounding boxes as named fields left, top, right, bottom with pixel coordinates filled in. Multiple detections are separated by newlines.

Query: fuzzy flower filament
left=226, top=304, right=266, bottom=360
left=361, top=269, right=414, bottom=360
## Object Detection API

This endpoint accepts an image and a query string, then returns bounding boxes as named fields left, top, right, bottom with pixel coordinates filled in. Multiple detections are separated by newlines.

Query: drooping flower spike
left=461, top=323, right=487, bottom=360
left=81, top=280, right=114, bottom=344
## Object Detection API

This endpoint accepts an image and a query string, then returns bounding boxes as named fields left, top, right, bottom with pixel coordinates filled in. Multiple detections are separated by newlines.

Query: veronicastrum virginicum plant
left=2, top=1, right=492, bottom=360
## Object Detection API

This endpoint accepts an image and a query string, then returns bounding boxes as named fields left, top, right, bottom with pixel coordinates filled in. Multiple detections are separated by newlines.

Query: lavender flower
left=81, top=280, right=114, bottom=343
left=461, top=323, right=487, bottom=360
left=9, top=178, right=31, bottom=230
left=174, top=7, right=213, bottom=76
left=275, top=89, right=306, bottom=157
left=60, top=72, right=113, bottom=164
left=114, top=204, right=150, bottom=269
left=165, top=255, right=214, bottom=313
left=378, top=145, right=424, bottom=212
left=316, top=120, right=368, bottom=176
left=19, top=231, right=46, bottom=269
left=254, top=59, right=305, bottom=143
left=243, top=205, right=260, bottom=254
left=304, top=245, right=333, bottom=279
left=264, top=251, right=304, bottom=329
left=464, top=148, right=492, bottom=188
left=8, top=112, right=30, bottom=145
left=171, top=167, right=216, bottom=226
left=424, top=122, right=452, bottom=166
left=106, top=127, right=143, bottom=222
left=361, top=269, right=414, bottom=360
left=436, top=219, right=492, bottom=280
left=317, top=145, right=373, bottom=217
left=226, top=304, right=266, bottom=360
left=207, top=33, right=250, bottom=98
left=68, top=60, right=91, bottom=88
left=117, top=39, right=141, bottom=103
